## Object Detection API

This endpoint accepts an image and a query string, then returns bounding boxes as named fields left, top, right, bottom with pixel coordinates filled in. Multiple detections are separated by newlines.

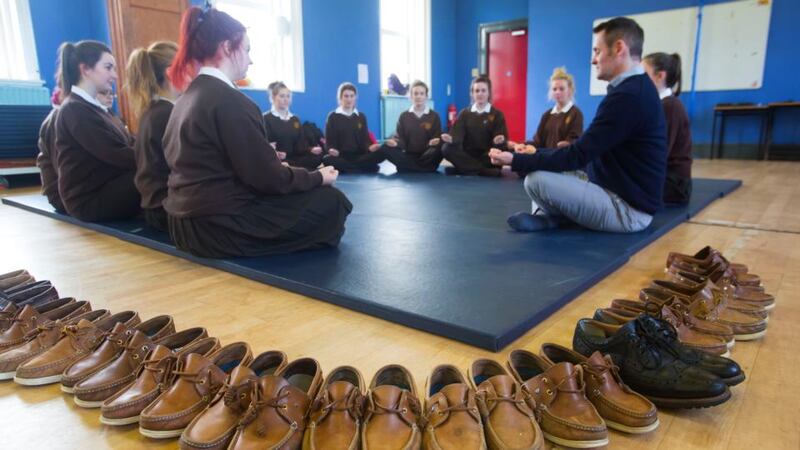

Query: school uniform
left=54, top=86, right=140, bottom=222
left=263, top=109, right=323, bottom=171
left=134, top=98, right=173, bottom=231
left=442, top=103, right=509, bottom=176
left=660, top=89, right=693, bottom=204
left=382, top=106, right=444, bottom=173
left=530, top=101, right=584, bottom=148
left=322, top=107, right=386, bottom=173
left=163, top=67, right=352, bottom=258
left=36, top=106, right=65, bottom=212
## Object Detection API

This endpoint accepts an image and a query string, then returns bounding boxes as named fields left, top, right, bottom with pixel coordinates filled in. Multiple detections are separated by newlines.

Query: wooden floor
left=1, top=159, right=798, bottom=450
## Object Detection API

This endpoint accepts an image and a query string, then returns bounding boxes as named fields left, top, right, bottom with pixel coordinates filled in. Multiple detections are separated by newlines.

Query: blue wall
left=430, top=0, right=457, bottom=128
left=29, top=0, right=110, bottom=91
left=527, top=0, right=800, bottom=145
left=454, top=0, right=529, bottom=108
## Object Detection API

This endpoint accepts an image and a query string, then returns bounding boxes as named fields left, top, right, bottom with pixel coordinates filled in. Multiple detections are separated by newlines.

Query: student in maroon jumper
left=262, top=81, right=323, bottom=171
left=53, top=40, right=140, bottom=222
left=382, top=80, right=444, bottom=173
left=322, top=82, right=387, bottom=173
left=441, top=75, right=509, bottom=176
left=644, top=52, right=693, bottom=204
left=163, top=6, right=351, bottom=257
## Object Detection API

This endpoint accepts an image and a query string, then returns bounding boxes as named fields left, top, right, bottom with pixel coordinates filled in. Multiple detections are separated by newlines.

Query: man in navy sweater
left=490, top=17, right=667, bottom=233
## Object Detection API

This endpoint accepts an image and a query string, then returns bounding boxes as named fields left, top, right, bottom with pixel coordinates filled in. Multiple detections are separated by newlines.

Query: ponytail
left=168, top=6, right=246, bottom=91
left=125, top=41, right=177, bottom=119
left=644, top=52, right=683, bottom=97
left=56, top=40, right=112, bottom=96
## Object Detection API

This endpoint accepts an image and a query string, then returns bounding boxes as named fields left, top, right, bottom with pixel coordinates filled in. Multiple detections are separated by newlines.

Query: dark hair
left=409, top=80, right=429, bottom=95
left=268, top=81, right=289, bottom=97
left=470, top=75, right=492, bottom=100
left=593, top=17, right=644, bottom=59
left=337, top=82, right=357, bottom=99
left=168, top=6, right=246, bottom=91
left=644, top=52, right=682, bottom=96
left=57, top=40, right=113, bottom=96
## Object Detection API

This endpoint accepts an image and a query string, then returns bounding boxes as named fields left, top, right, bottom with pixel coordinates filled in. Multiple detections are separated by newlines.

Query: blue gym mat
left=2, top=172, right=741, bottom=351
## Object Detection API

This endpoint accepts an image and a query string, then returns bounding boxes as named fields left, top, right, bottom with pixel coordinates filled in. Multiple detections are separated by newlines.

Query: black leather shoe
left=573, top=317, right=731, bottom=409
left=0, top=281, right=58, bottom=308
left=634, top=314, right=745, bottom=386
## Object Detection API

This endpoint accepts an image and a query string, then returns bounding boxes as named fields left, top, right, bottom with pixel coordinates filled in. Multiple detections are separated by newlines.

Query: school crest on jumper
left=421, top=122, right=432, bottom=130
left=357, top=122, right=363, bottom=129
left=293, top=121, right=300, bottom=129
left=565, top=115, right=572, bottom=125
left=487, top=114, right=495, bottom=122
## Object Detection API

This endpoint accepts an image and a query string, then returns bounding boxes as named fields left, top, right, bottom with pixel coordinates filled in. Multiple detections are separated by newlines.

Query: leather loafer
left=362, top=364, right=422, bottom=450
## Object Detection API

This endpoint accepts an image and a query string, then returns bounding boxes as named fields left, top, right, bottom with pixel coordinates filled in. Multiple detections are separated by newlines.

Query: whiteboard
left=694, top=0, right=772, bottom=90
left=589, top=0, right=772, bottom=96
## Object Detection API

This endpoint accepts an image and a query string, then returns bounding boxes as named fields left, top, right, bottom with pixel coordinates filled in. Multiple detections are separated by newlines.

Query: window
left=0, top=0, right=41, bottom=83
left=214, top=0, right=305, bottom=91
left=379, top=0, right=430, bottom=93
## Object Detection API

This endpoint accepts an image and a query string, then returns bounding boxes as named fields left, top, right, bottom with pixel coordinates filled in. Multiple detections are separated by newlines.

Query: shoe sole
left=721, top=372, right=746, bottom=387
left=734, top=329, right=767, bottom=341
left=0, top=371, right=15, bottom=381
left=139, top=427, right=185, bottom=439
left=646, top=388, right=731, bottom=409
left=100, top=414, right=140, bottom=426
left=604, top=418, right=660, bottom=434
left=543, top=432, right=609, bottom=448
left=14, top=374, right=62, bottom=386
left=726, top=340, right=735, bottom=349
left=61, top=384, right=74, bottom=394
left=74, top=397, right=104, bottom=408
left=721, top=350, right=731, bottom=358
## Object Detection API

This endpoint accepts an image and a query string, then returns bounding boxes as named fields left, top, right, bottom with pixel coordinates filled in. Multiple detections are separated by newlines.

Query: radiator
left=380, top=95, right=434, bottom=140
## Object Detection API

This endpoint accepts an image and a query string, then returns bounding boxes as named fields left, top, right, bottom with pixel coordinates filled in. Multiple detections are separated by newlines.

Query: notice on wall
left=358, top=64, right=369, bottom=84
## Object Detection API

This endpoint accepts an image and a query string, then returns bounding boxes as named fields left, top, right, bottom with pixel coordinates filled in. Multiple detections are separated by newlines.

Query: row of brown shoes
left=0, top=247, right=770, bottom=450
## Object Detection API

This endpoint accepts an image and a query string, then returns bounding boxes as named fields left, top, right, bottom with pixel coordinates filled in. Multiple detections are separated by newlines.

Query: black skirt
left=168, top=186, right=353, bottom=258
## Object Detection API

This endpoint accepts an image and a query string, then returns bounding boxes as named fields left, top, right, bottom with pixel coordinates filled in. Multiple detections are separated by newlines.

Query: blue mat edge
left=1, top=178, right=741, bottom=351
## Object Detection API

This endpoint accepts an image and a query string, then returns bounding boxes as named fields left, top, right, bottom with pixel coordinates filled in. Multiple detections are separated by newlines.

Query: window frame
left=0, top=0, right=42, bottom=84
left=379, top=0, right=432, bottom=94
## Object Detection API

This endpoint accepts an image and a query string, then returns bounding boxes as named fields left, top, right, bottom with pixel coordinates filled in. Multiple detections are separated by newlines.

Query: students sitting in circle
left=382, top=80, right=443, bottom=173
left=643, top=52, right=693, bottom=205
left=514, top=67, right=583, bottom=155
left=53, top=40, right=141, bottom=222
left=322, top=82, right=387, bottom=173
left=262, top=81, right=323, bottom=171
left=163, top=6, right=351, bottom=257
left=490, top=17, right=666, bottom=233
left=126, top=41, right=179, bottom=231
left=441, top=75, right=509, bottom=177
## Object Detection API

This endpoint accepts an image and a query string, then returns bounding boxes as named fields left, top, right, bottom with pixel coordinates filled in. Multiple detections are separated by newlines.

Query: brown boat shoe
left=467, top=359, right=544, bottom=450
left=539, top=344, right=659, bottom=435
left=139, top=342, right=253, bottom=439
left=100, top=335, right=219, bottom=426
left=361, top=364, right=422, bottom=450
left=507, top=350, right=608, bottom=449
left=422, top=364, right=487, bottom=450
left=179, top=350, right=288, bottom=450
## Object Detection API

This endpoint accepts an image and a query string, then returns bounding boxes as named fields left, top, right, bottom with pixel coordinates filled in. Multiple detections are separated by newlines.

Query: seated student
left=262, top=81, right=323, bottom=171
left=53, top=40, right=141, bottom=222
left=126, top=41, right=179, bottom=231
left=516, top=67, right=583, bottom=153
left=490, top=17, right=666, bottom=233
left=37, top=86, right=65, bottom=212
left=322, top=82, right=386, bottom=173
left=163, top=6, right=351, bottom=258
left=382, top=80, right=443, bottom=173
left=441, top=75, right=509, bottom=176
left=643, top=52, right=692, bottom=204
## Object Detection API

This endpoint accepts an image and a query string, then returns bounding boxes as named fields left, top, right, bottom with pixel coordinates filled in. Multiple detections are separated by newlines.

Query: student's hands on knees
left=493, top=135, right=506, bottom=145
left=276, top=151, right=287, bottom=160
left=368, top=143, right=381, bottom=152
left=310, top=146, right=323, bottom=155
left=319, top=166, right=339, bottom=186
left=441, top=133, right=452, bottom=144
left=281, top=162, right=290, bottom=167
left=489, top=148, right=513, bottom=166
left=385, top=139, right=397, bottom=147
left=556, top=140, right=570, bottom=148
left=328, top=148, right=340, bottom=157
left=428, top=137, right=440, bottom=147
left=515, top=144, right=536, bottom=154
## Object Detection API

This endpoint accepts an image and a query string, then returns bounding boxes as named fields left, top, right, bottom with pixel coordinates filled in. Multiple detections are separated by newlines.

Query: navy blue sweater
left=512, top=73, right=667, bottom=214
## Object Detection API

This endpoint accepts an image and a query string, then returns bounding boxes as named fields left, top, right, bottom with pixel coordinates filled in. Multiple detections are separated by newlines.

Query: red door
left=487, top=29, right=528, bottom=142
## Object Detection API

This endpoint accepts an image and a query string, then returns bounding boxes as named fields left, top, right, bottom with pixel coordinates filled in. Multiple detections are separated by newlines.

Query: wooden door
left=107, top=0, right=188, bottom=132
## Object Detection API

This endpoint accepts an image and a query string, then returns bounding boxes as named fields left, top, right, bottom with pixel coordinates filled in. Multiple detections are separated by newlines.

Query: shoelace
left=220, top=378, right=258, bottom=412
left=141, top=354, right=176, bottom=385
left=313, top=388, right=362, bottom=420
left=239, top=385, right=293, bottom=427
